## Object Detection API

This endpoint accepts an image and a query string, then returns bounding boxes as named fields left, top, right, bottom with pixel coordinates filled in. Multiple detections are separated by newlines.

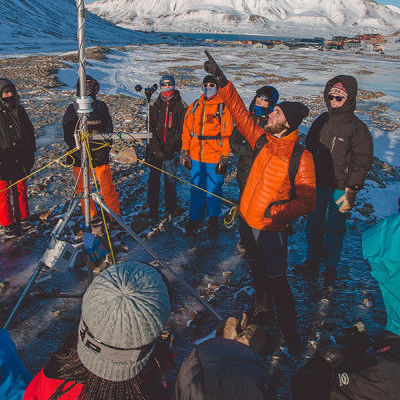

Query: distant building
left=324, top=40, right=344, bottom=50
left=274, top=43, right=290, bottom=50
left=344, top=39, right=361, bottom=49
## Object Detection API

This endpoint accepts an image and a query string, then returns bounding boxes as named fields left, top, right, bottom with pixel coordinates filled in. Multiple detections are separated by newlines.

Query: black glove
left=180, top=150, right=192, bottom=170
left=204, top=50, right=228, bottom=88
left=215, top=155, right=229, bottom=174
left=153, top=149, right=165, bottom=160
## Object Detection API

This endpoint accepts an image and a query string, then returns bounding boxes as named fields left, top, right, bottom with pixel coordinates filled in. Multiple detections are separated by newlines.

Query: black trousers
left=239, top=218, right=299, bottom=344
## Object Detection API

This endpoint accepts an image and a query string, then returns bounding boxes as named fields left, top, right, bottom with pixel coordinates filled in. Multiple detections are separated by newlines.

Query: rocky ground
left=0, top=45, right=399, bottom=399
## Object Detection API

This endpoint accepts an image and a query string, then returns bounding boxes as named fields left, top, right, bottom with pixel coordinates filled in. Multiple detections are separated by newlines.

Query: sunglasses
left=328, top=94, right=346, bottom=102
left=256, top=94, right=269, bottom=102
left=161, top=82, right=174, bottom=87
left=203, top=83, right=216, bottom=88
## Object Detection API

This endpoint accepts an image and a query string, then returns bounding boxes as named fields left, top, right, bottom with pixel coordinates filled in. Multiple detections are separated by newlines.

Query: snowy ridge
left=88, top=0, right=400, bottom=36
left=0, top=0, right=156, bottom=55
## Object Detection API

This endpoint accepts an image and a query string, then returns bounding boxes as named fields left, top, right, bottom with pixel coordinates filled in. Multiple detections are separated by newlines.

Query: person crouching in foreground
left=23, top=262, right=172, bottom=400
left=204, top=54, right=316, bottom=355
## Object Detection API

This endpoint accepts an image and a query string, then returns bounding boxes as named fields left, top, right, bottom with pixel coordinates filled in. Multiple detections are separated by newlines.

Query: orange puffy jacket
left=219, top=82, right=316, bottom=231
left=181, top=93, right=234, bottom=163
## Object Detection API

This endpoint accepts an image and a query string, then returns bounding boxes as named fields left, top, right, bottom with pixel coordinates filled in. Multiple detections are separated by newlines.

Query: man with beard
left=63, top=75, right=120, bottom=224
left=0, top=78, right=36, bottom=239
left=204, top=55, right=316, bottom=355
left=146, top=75, right=186, bottom=220
left=302, top=76, right=373, bottom=273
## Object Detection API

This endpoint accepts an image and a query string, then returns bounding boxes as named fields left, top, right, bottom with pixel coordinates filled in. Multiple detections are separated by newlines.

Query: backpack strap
left=216, top=103, right=225, bottom=124
left=288, top=142, right=305, bottom=200
left=253, top=136, right=304, bottom=200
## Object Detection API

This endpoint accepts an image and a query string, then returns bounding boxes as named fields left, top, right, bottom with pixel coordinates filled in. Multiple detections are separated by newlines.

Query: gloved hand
left=336, top=187, right=357, bottom=213
left=180, top=150, right=192, bottom=170
left=204, top=50, right=229, bottom=88
left=215, top=155, right=229, bottom=174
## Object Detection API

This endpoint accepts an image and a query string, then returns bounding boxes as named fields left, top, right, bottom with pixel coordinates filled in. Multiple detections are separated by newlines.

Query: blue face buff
left=203, top=83, right=218, bottom=98
left=254, top=105, right=268, bottom=117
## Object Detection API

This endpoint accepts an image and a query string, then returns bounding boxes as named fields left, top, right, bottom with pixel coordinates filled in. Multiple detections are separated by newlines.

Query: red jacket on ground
left=219, top=81, right=316, bottom=231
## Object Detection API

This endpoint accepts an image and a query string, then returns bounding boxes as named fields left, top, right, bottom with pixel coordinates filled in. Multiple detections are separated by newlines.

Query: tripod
left=2, top=0, right=223, bottom=330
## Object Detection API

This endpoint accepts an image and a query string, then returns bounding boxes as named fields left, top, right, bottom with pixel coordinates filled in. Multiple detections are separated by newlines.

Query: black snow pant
left=239, top=217, right=299, bottom=345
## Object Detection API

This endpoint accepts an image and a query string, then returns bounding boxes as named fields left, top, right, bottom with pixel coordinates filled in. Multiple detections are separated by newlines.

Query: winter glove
left=336, top=187, right=357, bottom=213
left=153, top=149, right=165, bottom=160
left=180, top=150, right=192, bottom=170
left=204, top=50, right=229, bottom=88
left=215, top=155, right=229, bottom=174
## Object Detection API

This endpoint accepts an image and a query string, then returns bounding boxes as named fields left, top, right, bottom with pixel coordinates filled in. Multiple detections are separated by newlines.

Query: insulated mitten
left=336, top=187, right=357, bottom=213
left=204, top=50, right=229, bottom=88
left=180, top=150, right=192, bottom=170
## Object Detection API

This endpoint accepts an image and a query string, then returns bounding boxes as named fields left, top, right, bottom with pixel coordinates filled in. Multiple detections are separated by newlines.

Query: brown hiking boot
left=216, top=317, right=240, bottom=340
left=237, top=324, right=270, bottom=357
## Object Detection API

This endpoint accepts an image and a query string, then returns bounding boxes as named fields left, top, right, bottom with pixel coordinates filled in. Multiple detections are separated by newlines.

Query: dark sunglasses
left=328, top=94, right=346, bottom=102
left=161, top=81, right=174, bottom=87
left=256, top=94, right=269, bottom=102
left=203, top=83, right=216, bottom=88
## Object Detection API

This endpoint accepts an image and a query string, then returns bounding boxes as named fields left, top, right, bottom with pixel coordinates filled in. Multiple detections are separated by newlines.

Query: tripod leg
left=91, top=193, right=223, bottom=322
left=3, top=264, right=44, bottom=329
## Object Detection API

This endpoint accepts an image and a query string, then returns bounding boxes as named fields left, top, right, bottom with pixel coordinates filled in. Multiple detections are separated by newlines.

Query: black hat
left=277, top=101, right=309, bottom=130
left=203, top=75, right=218, bottom=87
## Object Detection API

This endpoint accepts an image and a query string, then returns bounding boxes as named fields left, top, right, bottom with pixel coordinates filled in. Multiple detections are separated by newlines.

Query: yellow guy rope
left=83, top=136, right=116, bottom=264
left=90, top=140, right=238, bottom=229
left=0, top=147, right=79, bottom=194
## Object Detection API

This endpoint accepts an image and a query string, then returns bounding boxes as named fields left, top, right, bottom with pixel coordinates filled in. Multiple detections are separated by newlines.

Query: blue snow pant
left=189, top=160, right=224, bottom=221
left=239, top=218, right=299, bottom=344
left=305, top=185, right=347, bottom=268
left=147, top=148, right=179, bottom=214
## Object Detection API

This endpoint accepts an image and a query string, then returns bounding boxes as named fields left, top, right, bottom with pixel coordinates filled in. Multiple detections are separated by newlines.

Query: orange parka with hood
left=181, top=93, right=234, bottom=163
left=219, top=81, right=316, bottom=232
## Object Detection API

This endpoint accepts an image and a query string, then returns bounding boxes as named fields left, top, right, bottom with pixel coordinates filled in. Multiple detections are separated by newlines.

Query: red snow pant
left=73, top=164, right=120, bottom=218
left=0, top=180, right=29, bottom=227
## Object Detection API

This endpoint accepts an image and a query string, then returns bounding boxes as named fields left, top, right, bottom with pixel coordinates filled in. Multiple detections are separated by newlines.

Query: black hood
left=0, top=78, right=15, bottom=94
left=0, top=78, right=19, bottom=108
left=249, top=85, right=280, bottom=116
left=324, top=75, right=357, bottom=113
left=174, top=338, right=270, bottom=400
left=75, top=75, right=100, bottom=97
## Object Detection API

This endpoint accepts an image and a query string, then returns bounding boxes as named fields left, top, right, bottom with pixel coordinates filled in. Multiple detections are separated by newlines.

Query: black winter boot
left=207, top=216, right=219, bottom=234
left=3, top=222, right=23, bottom=239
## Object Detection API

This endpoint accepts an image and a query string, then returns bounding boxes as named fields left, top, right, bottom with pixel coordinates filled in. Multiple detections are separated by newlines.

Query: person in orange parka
left=181, top=75, right=234, bottom=234
left=204, top=55, right=316, bottom=355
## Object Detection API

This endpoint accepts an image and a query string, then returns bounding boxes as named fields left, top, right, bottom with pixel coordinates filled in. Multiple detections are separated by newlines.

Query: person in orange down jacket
left=63, top=75, right=120, bottom=225
left=204, top=54, right=316, bottom=355
left=181, top=75, right=234, bottom=235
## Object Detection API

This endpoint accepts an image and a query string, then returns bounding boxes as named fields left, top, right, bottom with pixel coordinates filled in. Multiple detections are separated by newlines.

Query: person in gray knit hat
left=23, top=262, right=172, bottom=400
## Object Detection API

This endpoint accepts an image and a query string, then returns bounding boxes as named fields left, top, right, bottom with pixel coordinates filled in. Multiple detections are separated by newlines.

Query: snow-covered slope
left=88, top=0, right=400, bottom=36
left=0, top=0, right=156, bottom=55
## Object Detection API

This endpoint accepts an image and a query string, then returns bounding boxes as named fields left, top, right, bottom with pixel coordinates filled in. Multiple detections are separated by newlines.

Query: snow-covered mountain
left=0, top=0, right=156, bottom=55
left=88, top=0, right=400, bottom=36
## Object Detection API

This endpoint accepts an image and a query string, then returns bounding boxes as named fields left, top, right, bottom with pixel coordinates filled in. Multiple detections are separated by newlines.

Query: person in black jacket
left=0, top=78, right=36, bottom=239
left=174, top=338, right=271, bottom=400
left=229, top=85, right=279, bottom=194
left=229, top=86, right=279, bottom=253
left=302, top=76, right=373, bottom=271
left=63, top=75, right=120, bottom=222
left=146, top=74, right=186, bottom=219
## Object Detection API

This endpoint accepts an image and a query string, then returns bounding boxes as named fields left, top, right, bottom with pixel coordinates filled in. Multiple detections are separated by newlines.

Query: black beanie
left=278, top=101, right=309, bottom=130
left=203, top=75, right=218, bottom=87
